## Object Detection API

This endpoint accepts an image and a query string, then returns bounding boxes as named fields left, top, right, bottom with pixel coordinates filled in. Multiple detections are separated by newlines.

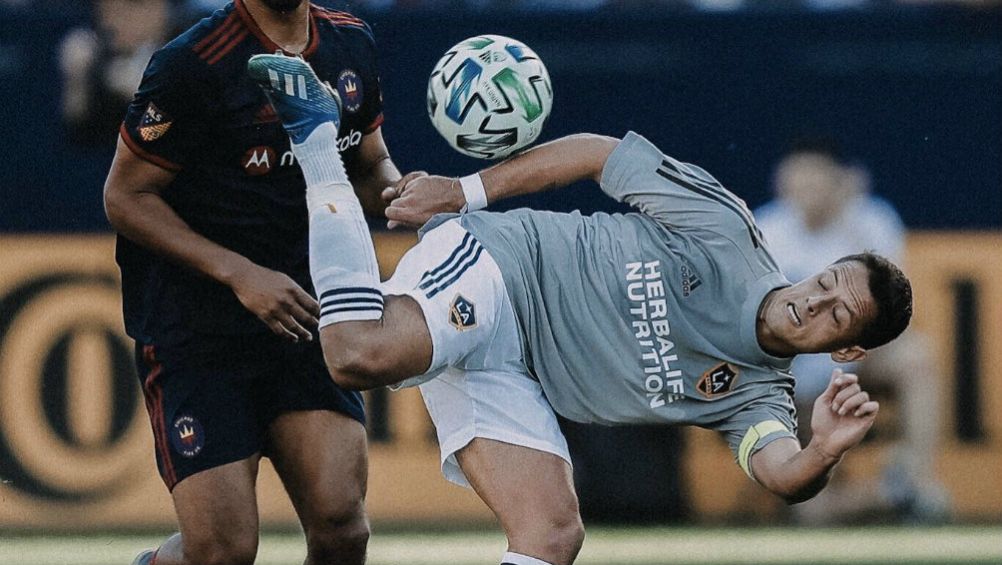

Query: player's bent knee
left=307, top=516, right=370, bottom=558
left=549, top=515, right=586, bottom=558
left=513, top=516, right=585, bottom=563
left=327, top=365, right=374, bottom=391
left=321, top=330, right=392, bottom=390
left=507, top=506, right=585, bottom=562
left=304, top=502, right=370, bottom=559
left=325, top=355, right=388, bottom=391
left=321, top=295, right=433, bottom=390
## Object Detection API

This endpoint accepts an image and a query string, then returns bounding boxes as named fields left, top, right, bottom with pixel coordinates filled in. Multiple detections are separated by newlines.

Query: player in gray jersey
left=251, top=54, right=913, bottom=565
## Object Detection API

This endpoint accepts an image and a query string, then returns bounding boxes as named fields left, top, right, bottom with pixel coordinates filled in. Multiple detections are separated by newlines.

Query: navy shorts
left=135, top=333, right=365, bottom=490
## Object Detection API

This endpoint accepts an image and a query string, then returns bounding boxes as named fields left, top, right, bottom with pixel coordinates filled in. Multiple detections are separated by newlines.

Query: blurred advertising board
left=0, top=234, right=488, bottom=529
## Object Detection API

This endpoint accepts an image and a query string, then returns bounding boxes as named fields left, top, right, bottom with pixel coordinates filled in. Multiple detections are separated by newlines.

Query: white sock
left=293, top=122, right=348, bottom=187
left=295, top=122, right=383, bottom=327
left=501, top=552, right=554, bottom=565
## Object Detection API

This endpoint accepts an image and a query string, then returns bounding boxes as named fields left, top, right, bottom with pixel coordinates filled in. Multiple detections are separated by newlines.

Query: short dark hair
left=834, top=252, right=912, bottom=349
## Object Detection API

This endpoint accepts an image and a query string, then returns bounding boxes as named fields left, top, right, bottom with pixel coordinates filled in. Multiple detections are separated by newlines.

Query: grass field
left=1, top=526, right=999, bottom=565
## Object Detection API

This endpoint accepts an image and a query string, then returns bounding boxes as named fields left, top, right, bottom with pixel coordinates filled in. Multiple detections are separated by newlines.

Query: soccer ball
left=427, top=35, right=553, bottom=160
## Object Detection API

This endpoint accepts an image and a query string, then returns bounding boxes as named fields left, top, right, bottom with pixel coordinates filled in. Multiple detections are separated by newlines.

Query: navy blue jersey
left=118, top=1, right=383, bottom=344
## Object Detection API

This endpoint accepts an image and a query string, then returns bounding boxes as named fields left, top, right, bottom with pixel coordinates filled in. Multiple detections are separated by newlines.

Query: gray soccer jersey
left=455, top=131, right=798, bottom=476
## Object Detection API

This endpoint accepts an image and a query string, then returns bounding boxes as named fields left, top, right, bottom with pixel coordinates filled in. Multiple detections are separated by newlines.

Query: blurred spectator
left=754, top=139, right=950, bottom=524
left=59, top=0, right=173, bottom=146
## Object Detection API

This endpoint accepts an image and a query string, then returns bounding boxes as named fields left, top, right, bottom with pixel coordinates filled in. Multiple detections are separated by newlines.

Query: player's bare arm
left=750, top=369, right=879, bottom=503
left=382, top=133, right=619, bottom=229
left=104, top=138, right=319, bottom=342
left=350, top=127, right=406, bottom=217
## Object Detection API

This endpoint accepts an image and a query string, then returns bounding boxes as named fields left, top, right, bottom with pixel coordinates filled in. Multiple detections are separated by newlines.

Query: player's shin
left=297, top=122, right=383, bottom=328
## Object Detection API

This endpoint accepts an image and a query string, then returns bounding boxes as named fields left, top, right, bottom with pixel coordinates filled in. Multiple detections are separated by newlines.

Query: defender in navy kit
left=105, top=1, right=401, bottom=564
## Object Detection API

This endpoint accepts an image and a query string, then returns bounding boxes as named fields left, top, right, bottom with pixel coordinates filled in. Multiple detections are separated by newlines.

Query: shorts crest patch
left=139, top=102, right=173, bottom=141
left=170, top=415, right=205, bottom=458
left=696, top=362, right=739, bottom=399
left=448, top=294, right=477, bottom=331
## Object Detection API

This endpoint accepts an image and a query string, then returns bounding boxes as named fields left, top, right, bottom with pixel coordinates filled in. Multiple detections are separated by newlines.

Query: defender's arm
left=383, top=133, right=618, bottom=229
left=750, top=370, right=879, bottom=503
left=350, top=127, right=404, bottom=217
left=104, top=137, right=319, bottom=341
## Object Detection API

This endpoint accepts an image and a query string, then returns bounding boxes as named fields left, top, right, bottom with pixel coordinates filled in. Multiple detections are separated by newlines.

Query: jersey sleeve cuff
left=119, top=123, right=183, bottom=172
left=737, top=419, right=794, bottom=482
left=598, top=131, right=653, bottom=202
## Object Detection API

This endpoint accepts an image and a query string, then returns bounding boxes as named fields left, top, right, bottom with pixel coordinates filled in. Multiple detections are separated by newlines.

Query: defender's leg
left=268, top=411, right=370, bottom=565
left=159, top=459, right=262, bottom=565
left=134, top=343, right=265, bottom=565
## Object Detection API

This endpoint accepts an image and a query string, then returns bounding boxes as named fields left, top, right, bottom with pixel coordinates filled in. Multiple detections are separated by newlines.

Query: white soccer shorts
left=384, top=218, right=571, bottom=488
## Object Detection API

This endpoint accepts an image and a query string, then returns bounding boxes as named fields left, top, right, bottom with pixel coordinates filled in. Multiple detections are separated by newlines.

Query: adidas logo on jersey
left=681, top=263, right=702, bottom=297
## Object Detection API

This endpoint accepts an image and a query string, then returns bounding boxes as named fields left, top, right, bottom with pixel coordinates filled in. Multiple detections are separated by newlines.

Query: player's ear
left=831, top=346, right=867, bottom=363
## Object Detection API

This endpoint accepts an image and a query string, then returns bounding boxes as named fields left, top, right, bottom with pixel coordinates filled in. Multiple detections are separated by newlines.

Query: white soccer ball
left=427, top=35, right=553, bottom=160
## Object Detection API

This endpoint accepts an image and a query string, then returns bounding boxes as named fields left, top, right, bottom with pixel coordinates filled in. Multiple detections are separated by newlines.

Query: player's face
left=762, top=261, right=876, bottom=358
left=260, top=0, right=304, bottom=12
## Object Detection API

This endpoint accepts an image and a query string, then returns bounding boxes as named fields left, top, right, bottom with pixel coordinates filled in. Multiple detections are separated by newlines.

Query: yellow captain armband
left=737, top=420, right=790, bottom=480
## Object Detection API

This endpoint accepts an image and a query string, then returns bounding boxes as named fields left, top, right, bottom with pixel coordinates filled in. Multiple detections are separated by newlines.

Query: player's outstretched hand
left=228, top=262, right=320, bottom=342
left=382, top=173, right=465, bottom=229
left=809, top=369, right=879, bottom=459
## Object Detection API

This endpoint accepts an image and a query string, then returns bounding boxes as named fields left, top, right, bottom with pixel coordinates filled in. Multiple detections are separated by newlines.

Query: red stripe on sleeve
left=364, top=113, right=384, bottom=134
left=119, top=124, right=183, bottom=172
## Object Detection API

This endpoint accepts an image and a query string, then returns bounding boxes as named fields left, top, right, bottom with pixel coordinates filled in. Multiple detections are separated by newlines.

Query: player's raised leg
left=458, top=440, right=584, bottom=565
left=248, top=53, right=432, bottom=387
left=267, top=410, right=370, bottom=565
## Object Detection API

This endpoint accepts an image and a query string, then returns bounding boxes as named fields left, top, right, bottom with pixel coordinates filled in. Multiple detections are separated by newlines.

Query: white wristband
left=459, top=173, right=488, bottom=213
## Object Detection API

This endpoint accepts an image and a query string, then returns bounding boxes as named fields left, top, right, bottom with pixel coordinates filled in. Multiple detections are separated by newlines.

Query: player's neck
left=756, top=290, right=795, bottom=358
left=244, top=0, right=311, bottom=55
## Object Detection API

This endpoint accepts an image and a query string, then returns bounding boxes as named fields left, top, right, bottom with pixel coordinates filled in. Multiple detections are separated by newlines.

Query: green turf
left=0, top=526, right=999, bottom=565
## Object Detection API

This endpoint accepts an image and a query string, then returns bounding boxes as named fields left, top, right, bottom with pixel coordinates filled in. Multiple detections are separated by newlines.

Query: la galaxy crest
left=139, top=102, right=173, bottom=142
left=449, top=294, right=477, bottom=331
left=696, top=362, right=739, bottom=398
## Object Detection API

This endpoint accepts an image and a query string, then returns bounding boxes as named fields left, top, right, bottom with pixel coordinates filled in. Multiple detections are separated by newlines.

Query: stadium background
left=0, top=1, right=1000, bottom=563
